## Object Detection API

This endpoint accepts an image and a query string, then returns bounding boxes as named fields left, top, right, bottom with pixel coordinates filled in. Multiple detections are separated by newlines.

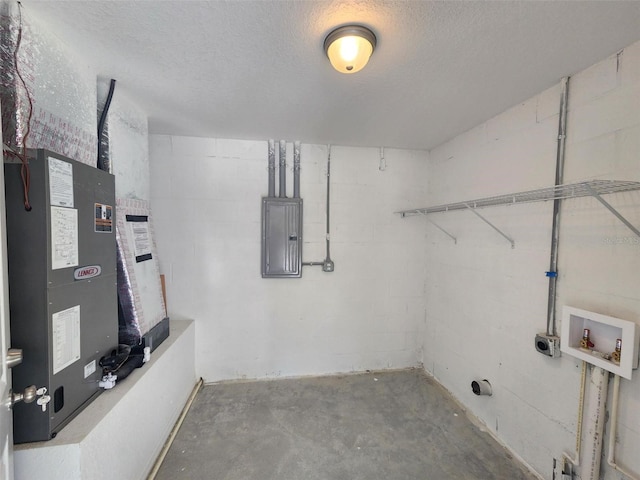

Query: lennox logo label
left=74, top=265, right=102, bottom=280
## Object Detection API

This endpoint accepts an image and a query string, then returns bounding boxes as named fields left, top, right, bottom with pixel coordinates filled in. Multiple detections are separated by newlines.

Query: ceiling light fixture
left=324, top=25, right=377, bottom=74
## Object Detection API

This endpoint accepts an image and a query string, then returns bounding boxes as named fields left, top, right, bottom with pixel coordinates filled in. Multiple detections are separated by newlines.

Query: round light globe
left=324, top=25, right=377, bottom=74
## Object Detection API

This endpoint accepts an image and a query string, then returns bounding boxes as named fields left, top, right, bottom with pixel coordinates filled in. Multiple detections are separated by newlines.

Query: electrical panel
left=261, top=197, right=302, bottom=278
left=4, top=149, right=117, bottom=443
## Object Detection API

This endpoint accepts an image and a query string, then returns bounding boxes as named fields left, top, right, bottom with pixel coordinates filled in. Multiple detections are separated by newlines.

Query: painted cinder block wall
left=422, top=40, right=640, bottom=479
left=149, top=138, right=429, bottom=381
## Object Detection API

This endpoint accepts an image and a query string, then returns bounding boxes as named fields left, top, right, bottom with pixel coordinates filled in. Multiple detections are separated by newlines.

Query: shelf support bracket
left=420, top=213, right=457, bottom=244
left=584, top=185, right=640, bottom=238
left=464, top=203, right=515, bottom=248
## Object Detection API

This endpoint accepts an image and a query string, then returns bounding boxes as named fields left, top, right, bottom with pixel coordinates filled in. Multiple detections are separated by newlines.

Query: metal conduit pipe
left=279, top=140, right=286, bottom=198
left=302, top=144, right=334, bottom=272
left=293, top=141, right=301, bottom=198
left=607, top=374, right=640, bottom=480
left=323, top=145, right=334, bottom=272
left=267, top=139, right=276, bottom=197
left=546, top=76, right=569, bottom=336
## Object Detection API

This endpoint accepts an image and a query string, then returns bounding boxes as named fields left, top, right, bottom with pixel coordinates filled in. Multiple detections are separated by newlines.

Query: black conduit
left=97, top=78, right=116, bottom=171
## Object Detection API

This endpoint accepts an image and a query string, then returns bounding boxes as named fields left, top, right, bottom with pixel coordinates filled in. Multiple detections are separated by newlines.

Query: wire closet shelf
left=396, top=180, right=640, bottom=217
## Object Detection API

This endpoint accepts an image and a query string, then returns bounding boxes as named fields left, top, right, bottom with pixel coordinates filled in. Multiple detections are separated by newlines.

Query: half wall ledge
left=14, top=319, right=196, bottom=480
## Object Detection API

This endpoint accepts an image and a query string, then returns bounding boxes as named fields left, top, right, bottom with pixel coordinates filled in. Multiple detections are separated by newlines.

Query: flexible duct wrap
left=0, top=2, right=97, bottom=165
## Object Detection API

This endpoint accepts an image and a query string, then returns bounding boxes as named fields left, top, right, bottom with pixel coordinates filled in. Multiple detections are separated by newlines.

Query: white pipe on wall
left=580, top=366, right=609, bottom=480
left=607, top=374, right=640, bottom=480
left=563, top=361, right=588, bottom=469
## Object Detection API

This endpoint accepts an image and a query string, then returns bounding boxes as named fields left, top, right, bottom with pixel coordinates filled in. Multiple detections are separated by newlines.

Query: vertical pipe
left=607, top=375, right=640, bottom=480
left=301, top=144, right=334, bottom=272
left=293, top=141, right=301, bottom=198
left=580, top=366, right=609, bottom=480
left=268, top=139, right=276, bottom=198
left=608, top=374, right=622, bottom=473
left=279, top=140, right=286, bottom=198
left=323, top=145, right=334, bottom=271
left=562, top=361, right=587, bottom=473
left=326, top=145, right=331, bottom=259
left=546, top=76, right=569, bottom=336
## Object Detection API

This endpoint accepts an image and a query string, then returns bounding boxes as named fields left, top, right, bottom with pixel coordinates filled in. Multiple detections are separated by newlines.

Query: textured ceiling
left=22, top=1, right=640, bottom=151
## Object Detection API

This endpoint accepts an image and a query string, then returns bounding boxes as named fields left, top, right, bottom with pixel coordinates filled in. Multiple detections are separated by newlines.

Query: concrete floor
left=155, top=369, right=538, bottom=480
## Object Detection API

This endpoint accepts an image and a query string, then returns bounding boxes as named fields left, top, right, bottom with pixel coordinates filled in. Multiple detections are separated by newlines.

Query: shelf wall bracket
left=420, top=213, right=457, bottom=244
left=584, top=184, right=640, bottom=238
left=464, top=203, right=515, bottom=248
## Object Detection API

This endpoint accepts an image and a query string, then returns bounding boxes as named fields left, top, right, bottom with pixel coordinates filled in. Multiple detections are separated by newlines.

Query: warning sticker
left=131, top=221, right=151, bottom=260
left=52, top=305, right=81, bottom=375
left=95, top=203, right=113, bottom=233
left=48, top=157, right=74, bottom=208
left=126, top=215, right=153, bottom=262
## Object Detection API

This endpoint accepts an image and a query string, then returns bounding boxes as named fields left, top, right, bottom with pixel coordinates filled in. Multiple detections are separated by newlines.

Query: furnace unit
left=4, top=149, right=117, bottom=443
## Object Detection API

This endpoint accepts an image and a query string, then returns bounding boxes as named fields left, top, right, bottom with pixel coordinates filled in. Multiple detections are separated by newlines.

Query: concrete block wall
left=422, top=39, right=640, bottom=479
left=149, top=137, right=429, bottom=381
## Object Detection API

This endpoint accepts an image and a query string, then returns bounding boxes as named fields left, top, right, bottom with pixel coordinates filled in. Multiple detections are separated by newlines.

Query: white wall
left=423, top=40, right=640, bottom=479
left=149, top=138, right=429, bottom=381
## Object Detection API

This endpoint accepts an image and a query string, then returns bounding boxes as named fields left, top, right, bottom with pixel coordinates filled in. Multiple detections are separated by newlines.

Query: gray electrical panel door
left=4, top=149, right=117, bottom=443
left=261, top=197, right=302, bottom=278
